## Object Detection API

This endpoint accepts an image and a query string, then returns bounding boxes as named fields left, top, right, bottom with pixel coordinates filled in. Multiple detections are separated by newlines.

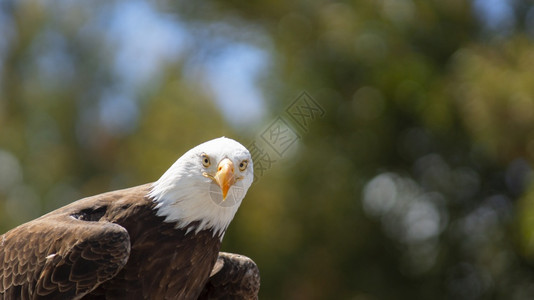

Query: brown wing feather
left=198, top=252, right=260, bottom=300
left=0, top=215, right=130, bottom=300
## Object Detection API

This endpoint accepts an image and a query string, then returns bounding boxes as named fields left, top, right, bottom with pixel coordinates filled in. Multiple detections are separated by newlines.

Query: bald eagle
left=0, top=137, right=260, bottom=299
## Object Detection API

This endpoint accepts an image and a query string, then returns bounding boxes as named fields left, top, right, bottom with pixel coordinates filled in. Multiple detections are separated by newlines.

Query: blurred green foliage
left=2, top=0, right=534, bottom=299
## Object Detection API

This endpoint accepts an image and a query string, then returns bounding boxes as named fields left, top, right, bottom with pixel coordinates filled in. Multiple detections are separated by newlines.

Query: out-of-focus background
left=1, top=0, right=534, bottom=299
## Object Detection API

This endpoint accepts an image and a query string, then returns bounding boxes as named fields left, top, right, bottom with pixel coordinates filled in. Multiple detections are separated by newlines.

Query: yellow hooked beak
left=212, top=158, right=235, bottom=200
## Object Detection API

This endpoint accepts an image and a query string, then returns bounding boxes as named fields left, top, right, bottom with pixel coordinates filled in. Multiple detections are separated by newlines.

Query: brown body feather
left=0, top=184, right=223, bottom=300
left=199, top=253, right=260, bottom=300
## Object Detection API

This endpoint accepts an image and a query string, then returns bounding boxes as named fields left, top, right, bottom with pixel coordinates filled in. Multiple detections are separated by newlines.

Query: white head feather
left=148, top=137, right=254, bottom=238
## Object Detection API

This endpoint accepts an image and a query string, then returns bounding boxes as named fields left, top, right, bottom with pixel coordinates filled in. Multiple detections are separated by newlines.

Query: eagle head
left=148, top=137, right=254, bottom=237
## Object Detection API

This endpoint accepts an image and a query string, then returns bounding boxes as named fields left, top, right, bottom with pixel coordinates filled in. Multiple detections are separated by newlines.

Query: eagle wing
left=0, top=212, right=130, bottom=300
left=198, top=252, right=260, bottom=300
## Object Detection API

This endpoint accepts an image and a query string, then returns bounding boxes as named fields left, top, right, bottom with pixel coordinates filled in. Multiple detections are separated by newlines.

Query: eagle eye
left=239, top=160, right=248, bottom=171
left=201, top=153, right=211, bottom=167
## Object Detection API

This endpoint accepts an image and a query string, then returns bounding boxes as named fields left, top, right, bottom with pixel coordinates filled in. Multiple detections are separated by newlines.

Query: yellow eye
left=201, top=153, right=211, bottom=167
left=239, top=160, right=248, bottom=171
